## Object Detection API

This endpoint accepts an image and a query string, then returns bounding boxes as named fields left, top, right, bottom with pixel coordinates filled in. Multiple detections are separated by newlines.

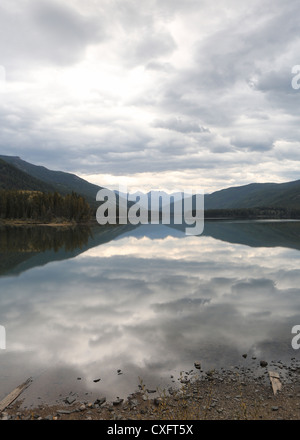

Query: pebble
left=113, top=397, right=124, bottom=406
left=1, top=412, right=9, bottom=420
left=65, top=396, right=76, bottom=405
left=57, top=409, right=72, bottom=415
left=180, top=377, right=190, bottom=384
left=194, top=361, right=201, bottom=370
left=94, top=397, right=106, bottom=406
left=260, top=361, right=268, bottom=368
left=154, top=398, right=162, bottom=406
left=128, top=399, right=138, bottom=407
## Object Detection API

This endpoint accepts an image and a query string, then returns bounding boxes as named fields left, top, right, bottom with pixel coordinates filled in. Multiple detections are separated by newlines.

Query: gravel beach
left=1, top=357, right=300, bottom=421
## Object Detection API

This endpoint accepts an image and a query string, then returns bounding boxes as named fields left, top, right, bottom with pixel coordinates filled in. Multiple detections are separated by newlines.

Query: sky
left=0, top=0, right=300, bottom=193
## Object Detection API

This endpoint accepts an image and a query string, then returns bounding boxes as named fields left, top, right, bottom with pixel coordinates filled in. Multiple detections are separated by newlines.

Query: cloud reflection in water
left=0, top=224, right=300, bottom=404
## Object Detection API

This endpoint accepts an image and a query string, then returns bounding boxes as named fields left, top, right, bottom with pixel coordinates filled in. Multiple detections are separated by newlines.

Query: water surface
left=0, top=221, right=299, bottom=406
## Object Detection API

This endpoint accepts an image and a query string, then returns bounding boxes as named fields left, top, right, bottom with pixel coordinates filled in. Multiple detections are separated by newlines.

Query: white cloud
left=0, top=0, right=300, bottom=191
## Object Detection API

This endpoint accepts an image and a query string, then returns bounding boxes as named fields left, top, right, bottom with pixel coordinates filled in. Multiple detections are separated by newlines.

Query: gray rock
left=57, top=409, right=72, bottom=415
left=65, top=396, right=76, bottom=405
left=94, top=397, right=106, bottom=406
left=194, top=361, right=201, bottom=369
left=260, top=361, right=268, bottom=368
left=180, top=377, right=190, bottom=384
left=128, top=399, right=138, bottom=407
left=113, top=397, right=124, bottom=406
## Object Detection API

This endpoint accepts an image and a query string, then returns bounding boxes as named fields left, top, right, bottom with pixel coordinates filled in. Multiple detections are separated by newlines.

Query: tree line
left=0, top=224, right=92, bottom=253
left=204, top=207, right=300, bottom=219
left=0, top=190, right=91, bottom=223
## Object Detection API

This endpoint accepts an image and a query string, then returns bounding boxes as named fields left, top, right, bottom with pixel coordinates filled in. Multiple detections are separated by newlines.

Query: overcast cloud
left=0, top=0, right=300, bottom=192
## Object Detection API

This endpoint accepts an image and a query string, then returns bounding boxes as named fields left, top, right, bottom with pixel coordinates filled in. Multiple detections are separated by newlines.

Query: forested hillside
left=0, top=159, right=56, bottom=192
left=0, top=190, right=91, bottom=223
left=0, top=155, right=102, bottom=207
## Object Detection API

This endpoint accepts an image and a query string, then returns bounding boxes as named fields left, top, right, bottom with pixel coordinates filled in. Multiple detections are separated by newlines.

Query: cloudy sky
left=0, top=0, right=300, bottom=192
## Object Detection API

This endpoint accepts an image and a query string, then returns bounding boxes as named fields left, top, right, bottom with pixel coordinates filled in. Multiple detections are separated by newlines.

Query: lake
left=0, top=220, right=300, bottom=407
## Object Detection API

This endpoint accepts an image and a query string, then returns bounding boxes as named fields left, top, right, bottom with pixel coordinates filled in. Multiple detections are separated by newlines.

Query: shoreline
left=1, top=217, right=300, bottom=228
left=1, top=358, right=300, bottom=420
left=0, top=219, right=88, bottom=227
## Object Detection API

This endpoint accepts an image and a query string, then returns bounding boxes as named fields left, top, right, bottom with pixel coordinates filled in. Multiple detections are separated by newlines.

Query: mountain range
left=205, top=180, right=300, bottom=210
left=0, top=154, right=103, bottom=209
left=0, top=154, right=300, bottom=212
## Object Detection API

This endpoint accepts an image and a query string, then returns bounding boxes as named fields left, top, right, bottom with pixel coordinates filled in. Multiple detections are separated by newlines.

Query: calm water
left=0, top=220, right=300, bottom=406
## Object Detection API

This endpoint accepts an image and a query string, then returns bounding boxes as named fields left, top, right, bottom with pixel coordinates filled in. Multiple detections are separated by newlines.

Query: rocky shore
left=1, top=357, right=300, bottom=421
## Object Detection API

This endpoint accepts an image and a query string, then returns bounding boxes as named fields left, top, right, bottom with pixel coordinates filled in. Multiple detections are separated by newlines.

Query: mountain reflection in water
left=0, top=220, right=299, bottom=406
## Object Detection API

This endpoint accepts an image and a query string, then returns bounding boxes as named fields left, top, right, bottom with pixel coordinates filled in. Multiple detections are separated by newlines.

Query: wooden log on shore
left=269, top=371, right=282, bottom=395
left=0, top=377, right=32, bottom=412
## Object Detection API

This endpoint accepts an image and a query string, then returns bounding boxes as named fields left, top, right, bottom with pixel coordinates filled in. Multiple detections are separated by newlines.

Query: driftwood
left=269, top=371, right=282, bottom=395
left=0, top=377, right=32, bottom=412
